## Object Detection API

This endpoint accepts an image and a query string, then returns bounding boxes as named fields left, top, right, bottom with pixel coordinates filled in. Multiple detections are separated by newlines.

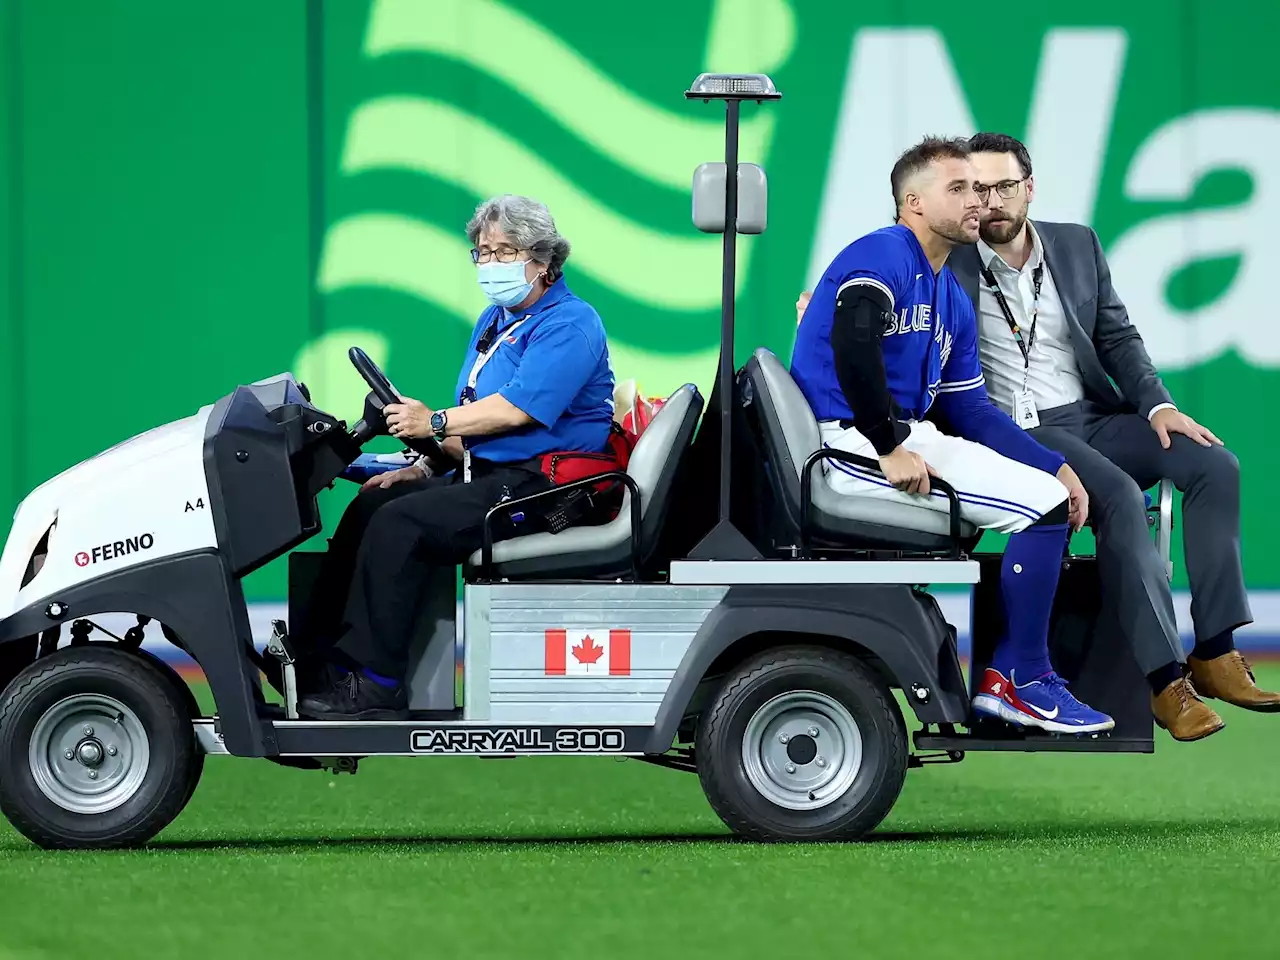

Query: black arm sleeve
left=829, top=285, right=909, bottom=456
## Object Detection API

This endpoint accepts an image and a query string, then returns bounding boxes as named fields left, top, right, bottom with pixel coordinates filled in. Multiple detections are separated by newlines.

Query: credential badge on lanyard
left=460, top=314, right=527, bottom=482
left=980, top=262, right=1044, bottom=375
left=980, top=262, right=1044, bottom=428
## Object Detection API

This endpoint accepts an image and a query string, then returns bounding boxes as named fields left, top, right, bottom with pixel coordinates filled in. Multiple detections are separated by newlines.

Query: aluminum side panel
left=467, top=584, right=727, bottom=724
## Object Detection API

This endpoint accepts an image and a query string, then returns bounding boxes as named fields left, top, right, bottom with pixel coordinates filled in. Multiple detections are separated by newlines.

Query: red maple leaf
left=571, top=634, right=605, bottom=665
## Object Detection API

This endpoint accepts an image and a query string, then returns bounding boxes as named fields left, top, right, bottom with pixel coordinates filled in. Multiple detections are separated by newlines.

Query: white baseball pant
left=819, top=420, right=1068, bottom=535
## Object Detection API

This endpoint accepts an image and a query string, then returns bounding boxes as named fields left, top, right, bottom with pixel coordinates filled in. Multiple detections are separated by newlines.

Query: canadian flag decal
left=545, top=629, right=631, bottom=676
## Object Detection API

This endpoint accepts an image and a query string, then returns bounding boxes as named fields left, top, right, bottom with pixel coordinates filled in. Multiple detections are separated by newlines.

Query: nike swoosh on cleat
left=1028, top=703, right=1059, bottom=719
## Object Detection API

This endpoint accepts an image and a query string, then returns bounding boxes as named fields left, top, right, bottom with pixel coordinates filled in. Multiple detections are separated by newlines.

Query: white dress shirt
left=974, top=223, right=1085, bottom=418
left=974, top=224, right=1175, bottom=422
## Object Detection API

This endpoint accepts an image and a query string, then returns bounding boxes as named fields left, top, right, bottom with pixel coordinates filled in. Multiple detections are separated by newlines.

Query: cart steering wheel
left=348, top=346, right=453, bottom=472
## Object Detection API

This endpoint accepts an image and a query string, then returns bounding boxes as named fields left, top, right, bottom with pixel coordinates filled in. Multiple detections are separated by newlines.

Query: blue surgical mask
left=477, top=259, right=534, bottom=307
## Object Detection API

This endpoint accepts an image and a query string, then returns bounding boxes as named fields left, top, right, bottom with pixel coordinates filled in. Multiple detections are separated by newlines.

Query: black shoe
left=296, top=670, right=409, bottom=721
left=295, top=658, right=346, bottom=699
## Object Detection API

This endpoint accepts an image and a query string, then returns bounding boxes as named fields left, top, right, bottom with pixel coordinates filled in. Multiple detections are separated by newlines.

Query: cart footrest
left=914, top=726, right=1153, bottom=754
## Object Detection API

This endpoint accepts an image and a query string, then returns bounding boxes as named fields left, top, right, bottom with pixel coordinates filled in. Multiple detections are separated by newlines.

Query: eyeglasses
left=973, top=179, right=1026, bottom=202
left=470, top=246, right=527, bottom=264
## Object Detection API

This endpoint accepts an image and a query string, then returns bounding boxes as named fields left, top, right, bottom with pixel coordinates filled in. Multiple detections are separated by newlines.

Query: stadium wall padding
left=1, top=0, right=1277, bottom=599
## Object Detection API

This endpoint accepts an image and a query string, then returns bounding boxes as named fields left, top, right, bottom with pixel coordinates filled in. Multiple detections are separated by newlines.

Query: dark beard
left=930, top=217, right=976, bottom=246
left=980, top=212, right=1026, bottom=245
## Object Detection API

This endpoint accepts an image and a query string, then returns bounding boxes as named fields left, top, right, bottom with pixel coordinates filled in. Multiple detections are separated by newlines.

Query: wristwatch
left=430, top=409, right=448, bottom=440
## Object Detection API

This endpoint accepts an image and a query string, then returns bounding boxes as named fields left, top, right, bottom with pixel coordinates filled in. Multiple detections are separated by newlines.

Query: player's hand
left=879, top=446, right=938, bottom=496
left=795, top=291, right=812, bottom=325
left=360, top=463, right=426, bottom=492
left=1055, top=462, right=1090, bottom=532
left=384, top=398, right=433, bottom=440
left=1150, top=407, right=1221, bottom=449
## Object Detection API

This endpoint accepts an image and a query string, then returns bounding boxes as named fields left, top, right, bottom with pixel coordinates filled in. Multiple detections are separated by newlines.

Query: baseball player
left=790, top=136, right=1112, bottom=733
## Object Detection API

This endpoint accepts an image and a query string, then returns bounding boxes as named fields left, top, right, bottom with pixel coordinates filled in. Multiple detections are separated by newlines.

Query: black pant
left=297, top=460, right=551, bottom=681
left=1031, top=401, right=1250, bottom=675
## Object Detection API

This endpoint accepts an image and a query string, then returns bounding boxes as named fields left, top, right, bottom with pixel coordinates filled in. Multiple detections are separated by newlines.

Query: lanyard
left=465, top=315, right=526, bottom=392
left=460, top=313, right=527, bottom=482
left=980, top=262, right=1044, bottom=371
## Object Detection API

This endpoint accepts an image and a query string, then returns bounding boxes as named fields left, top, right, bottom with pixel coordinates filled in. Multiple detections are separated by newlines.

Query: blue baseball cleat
left=973, top=668, right=1115, bottom=734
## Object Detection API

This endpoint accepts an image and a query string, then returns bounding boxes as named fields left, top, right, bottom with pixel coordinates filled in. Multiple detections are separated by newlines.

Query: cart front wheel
left=0, top=646, right=202, bottom=849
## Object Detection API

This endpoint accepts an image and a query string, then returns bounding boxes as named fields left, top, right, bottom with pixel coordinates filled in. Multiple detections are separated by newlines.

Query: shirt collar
left=505, top=275, right=572, bottom=322
left=978, top=220, right=1043, bottom=274
left=894, top=223, right=931, bottom=271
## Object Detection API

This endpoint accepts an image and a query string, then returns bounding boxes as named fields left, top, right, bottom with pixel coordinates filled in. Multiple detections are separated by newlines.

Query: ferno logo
left=74, top=534, right=155, bottom=568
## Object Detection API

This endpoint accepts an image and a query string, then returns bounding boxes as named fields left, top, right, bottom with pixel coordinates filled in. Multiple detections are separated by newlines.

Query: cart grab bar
left=479, top=470, right=643, bottom=581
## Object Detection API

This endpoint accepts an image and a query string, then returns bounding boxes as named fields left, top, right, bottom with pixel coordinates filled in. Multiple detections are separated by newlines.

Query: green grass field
left=1, top=670, right=1278, bottom=960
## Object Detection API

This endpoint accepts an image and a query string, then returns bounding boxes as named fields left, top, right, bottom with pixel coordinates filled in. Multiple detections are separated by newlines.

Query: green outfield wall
left=1, top=0, right=1275, bottom=600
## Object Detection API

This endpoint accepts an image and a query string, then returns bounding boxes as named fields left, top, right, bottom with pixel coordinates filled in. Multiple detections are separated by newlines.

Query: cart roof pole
left=684, top=73, right=781, bottom=561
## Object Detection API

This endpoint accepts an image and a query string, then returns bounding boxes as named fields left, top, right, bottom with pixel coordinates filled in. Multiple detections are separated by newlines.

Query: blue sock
left=1192, top=629, right=1234, bottom=661
left=361, top=667, right=401, bottom=689
left=989, top=521, right=1068, bottom=683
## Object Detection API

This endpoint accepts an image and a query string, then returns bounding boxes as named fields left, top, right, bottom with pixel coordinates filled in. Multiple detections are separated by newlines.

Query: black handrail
left=799, top=448, right=964, bottom=559
left=479, top=471, right=643, bottom=581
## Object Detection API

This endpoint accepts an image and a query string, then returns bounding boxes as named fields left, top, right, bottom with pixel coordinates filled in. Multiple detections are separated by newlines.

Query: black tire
left=125, top=646, right=206, bottom=809
left=0, top=646, right=202, bottom=850
left=0, top=636, right=38, bottom=695
left=696, top=645, right=908, bottom=842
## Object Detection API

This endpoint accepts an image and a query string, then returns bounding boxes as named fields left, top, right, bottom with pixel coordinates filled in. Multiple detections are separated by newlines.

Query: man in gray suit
left=795, top=132, right=1279, bottom=740
left=954, top=132, right=1278, bottom=740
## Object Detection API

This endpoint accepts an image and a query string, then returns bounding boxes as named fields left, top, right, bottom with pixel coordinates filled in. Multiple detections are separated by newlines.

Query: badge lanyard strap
left=980, top=262, right=1044, bottom=392
left=460, top=314, right=527, bottom=482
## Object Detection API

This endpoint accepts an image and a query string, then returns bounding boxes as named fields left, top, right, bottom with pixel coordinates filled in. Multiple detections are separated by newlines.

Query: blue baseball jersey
left=791, top=224, right=981, bottom=422
left=790, top=224, right=1065, bottom=477
left=455, top=276, right=615, bottom=463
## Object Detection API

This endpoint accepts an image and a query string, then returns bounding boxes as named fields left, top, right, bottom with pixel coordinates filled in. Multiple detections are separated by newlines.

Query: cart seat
left=466, top=383, right=704, bottom=579
left=744, top=348, right=978, bottom=551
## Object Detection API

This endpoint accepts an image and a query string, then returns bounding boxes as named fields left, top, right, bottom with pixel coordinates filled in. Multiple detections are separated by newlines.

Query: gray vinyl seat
left=466, top=383, right=704, bottom=580
left=743, top=348, right=977, bottom=551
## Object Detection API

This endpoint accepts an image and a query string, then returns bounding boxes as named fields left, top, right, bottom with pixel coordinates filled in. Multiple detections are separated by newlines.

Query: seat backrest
left=473, top=383, right=704, bottom=576
left=744, top=348, right=818, bottom=526
left=744, top=347, right=974, bottom=549
left=623, top=382, right=703, bottom=550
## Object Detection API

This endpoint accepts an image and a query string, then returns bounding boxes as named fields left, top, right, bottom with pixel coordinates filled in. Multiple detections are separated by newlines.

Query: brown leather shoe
left=1188, top=651, right=1280, bottom=712
left=1151, top=677, right=1225, bottom=741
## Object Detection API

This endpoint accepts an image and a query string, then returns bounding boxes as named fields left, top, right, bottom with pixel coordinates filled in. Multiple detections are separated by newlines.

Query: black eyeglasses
left=974, top=178, right=1027, bottom=201
left=470, top=246, right=526, bottom=264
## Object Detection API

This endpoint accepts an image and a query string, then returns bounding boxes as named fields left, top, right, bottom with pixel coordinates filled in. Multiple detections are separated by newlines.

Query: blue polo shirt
left=454, top=276, right=615, bottom=463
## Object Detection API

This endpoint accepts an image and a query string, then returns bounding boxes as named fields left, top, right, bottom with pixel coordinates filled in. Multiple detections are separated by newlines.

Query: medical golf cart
left=0, top=75, right=1168, bottom=849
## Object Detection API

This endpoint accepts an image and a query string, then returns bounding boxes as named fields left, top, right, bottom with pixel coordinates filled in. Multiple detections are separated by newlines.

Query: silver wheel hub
left=29, top=694, right=150, bottom=815
left=77, top=739, right=104, bottom=766
left=741, top=690, right=863, bottom=811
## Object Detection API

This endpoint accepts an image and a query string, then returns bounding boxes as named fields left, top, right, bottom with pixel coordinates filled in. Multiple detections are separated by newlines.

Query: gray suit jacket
left=947, top=220, right=1173, bottom=419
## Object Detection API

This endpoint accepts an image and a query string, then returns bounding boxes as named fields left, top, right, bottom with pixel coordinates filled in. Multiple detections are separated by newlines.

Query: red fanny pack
left=532, top=423, right=636, bottom=531
left=537, top=422, right=634, bottom=489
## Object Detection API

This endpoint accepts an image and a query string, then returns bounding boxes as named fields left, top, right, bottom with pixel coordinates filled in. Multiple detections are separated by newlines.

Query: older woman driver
left=295, top=194, right=616, bottom=720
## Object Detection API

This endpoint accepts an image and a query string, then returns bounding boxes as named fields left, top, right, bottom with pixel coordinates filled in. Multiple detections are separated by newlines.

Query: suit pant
left=1030, top=401, right=1250, bottom=674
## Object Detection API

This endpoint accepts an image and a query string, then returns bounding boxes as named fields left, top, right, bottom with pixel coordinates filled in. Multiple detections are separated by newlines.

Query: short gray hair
left=466, top=194, right=572, bottom=283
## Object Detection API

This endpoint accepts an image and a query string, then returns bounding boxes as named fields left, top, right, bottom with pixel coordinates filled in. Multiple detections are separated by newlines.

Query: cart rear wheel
left=696, top=645, right=907, bottom=841
left=0, top=646, right=202, bottom=849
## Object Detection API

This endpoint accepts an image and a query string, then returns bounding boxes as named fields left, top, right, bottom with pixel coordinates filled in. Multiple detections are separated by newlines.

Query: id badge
left=1013, top=390, right=1040, bottom=429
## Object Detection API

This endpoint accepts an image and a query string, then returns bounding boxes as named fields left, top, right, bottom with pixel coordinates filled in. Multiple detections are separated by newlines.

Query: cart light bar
left=685, top=73, right=781, bottom=101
